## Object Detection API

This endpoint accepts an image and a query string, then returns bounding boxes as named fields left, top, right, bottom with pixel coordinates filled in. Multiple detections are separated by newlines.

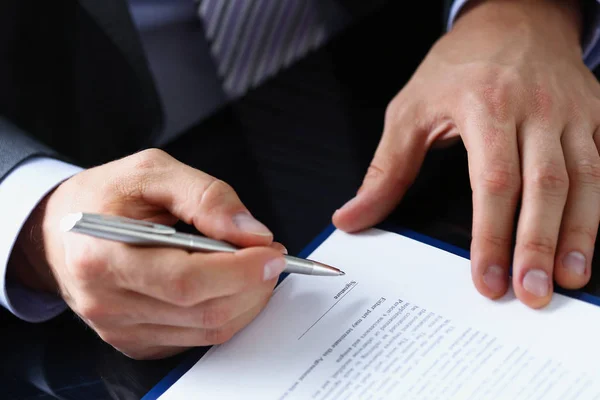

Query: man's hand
left=15, top=149, right=287, bottom=359
left=334, top=0, right=600, bottom=308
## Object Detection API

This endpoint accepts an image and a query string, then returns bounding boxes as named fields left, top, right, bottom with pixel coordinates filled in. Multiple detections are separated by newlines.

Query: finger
left=269, top=242, right=288, bottom=254
left=457, top=113, right=520, bottom=299
left=513, top=125, right=569, bottom=308
left=554, top=128, right=600, bottom=289
left=333, top=102, right=429, bottom=232
left=148, top=284, right=274, bottom=329
left=102, top=302, right=268, bottom=352
left=111, top=245, right=286, bottom=306
left=118, top=149, right=273, bottom=247
left=85, top=283, right=275, bottom=329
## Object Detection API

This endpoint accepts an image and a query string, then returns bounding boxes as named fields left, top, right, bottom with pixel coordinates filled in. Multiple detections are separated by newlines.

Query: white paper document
left=158, top=228, right=600, bottom=400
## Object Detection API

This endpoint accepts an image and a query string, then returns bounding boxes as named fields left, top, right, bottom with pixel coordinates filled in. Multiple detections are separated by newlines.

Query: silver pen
left=60, top=213, right=345, bottom=277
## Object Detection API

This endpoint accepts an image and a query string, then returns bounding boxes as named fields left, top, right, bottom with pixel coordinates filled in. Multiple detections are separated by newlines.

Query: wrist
left=9, top=191, right=59, bottom=295
left=453, top=0, right=583, bottom=54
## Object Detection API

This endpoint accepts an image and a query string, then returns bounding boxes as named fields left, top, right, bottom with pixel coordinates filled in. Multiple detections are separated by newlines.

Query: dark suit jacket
left=2, top=0, right=595, bottom=184
left=0, top=0, right=395, bottom=182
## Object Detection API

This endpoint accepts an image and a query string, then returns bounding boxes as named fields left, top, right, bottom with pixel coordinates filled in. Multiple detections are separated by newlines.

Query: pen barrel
left=282, top=257, right=316, bottom=275
left=69, top=221, right=232, bottom=252
left=69, top=222, right=163, bottom=246
left=68, top=217, right=340, bottom=276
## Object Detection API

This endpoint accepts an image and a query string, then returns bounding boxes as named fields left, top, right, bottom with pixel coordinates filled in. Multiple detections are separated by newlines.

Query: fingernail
left=563, top=251, right=586, bottom=276
left=483, top=265, right=505, bottom=293
left=263, top=258, right=287, bottom=281
left=523, top=269, right=550, bottom=297
left=232, top=213, right=272, bottom=236
left=270, top=243, right=288, bottom=254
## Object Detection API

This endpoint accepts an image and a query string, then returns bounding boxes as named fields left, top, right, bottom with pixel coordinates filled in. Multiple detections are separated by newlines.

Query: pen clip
left=77, top=213, right=177, bottom=235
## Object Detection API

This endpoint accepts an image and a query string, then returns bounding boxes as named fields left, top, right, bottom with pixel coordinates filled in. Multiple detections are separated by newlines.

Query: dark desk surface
left=3, top=3, right=600, bottom=399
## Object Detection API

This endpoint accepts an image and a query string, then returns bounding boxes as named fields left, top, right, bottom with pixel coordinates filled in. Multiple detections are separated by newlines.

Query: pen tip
left=311, top=260, right=346, bottom=276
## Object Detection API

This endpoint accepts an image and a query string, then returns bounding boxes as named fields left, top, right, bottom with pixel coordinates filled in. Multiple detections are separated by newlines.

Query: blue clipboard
left=142, top=223, right=600, bottom=400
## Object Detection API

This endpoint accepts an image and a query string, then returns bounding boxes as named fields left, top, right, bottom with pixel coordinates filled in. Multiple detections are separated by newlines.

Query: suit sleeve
left=0, top=157, right=82, bottom=322
left=0, top=117, right=57, bottom=178
left=0, top=119, right=83, bottom=322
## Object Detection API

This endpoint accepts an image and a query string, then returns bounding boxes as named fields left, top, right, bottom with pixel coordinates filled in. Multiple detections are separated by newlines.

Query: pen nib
left=311, top=261, right=346, bottom=276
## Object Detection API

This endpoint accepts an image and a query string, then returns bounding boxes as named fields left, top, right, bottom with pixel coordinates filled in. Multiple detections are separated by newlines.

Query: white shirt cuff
left=447, top=0, right=600, bottom=71
left=446, top=0, right=470, bottom=31
left=0, top=157, right=84, bottom=322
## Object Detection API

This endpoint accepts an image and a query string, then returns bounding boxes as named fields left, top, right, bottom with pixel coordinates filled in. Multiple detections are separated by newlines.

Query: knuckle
left=527, top=164, right=569, bottom=195
left=384, top=99, right=404, bottom=124
left=363, top=161, right=413, bottom=194
left=500, top=67, right=521, bottom=87
left=184, top=178, right=235, bottom=221
left=67, top=246, right=109, bottom=283
left=520, top=237, right=556, bottom=257
left=199, top=303, right=232, bottom=329
left=364, top=163, right=386, bottom=182
left=132, top=148, right=170, bottom=170
left=96, top=328, right=120, bottom=347
left=193, top=179, right=238, bottom=220
left=479, top=84, right=512, bottom=123
left=562, top=225, right=598, bottom=244
left=570, top=159, right=600, bottom=188
left=462, top=67, right=515, bottom=123
left=480, top=126, right=508, bottom=144
left=384, top=99, right=424, bottom=131
left=204, top=325, right=236, bottom=345
left=477, top=164, right=521, bottom=197
left=477, top=231, right=513, bottom=249
left=565, top=99, right=585, bottom=122
left=530, top=85, right=555, bottom=120
left=97, top=330, right=131, bottom=351
left=77, top=296, right=109, bottom=322
left=180, top=184, right=204, bottom=221
left=165, top=268, right=200, bottom=307
left=117, top=149, right=172, bottom=198
left=200, top=179, right=235, bottom=208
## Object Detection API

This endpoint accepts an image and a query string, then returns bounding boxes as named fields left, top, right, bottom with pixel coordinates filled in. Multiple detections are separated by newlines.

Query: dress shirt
left=0, top=158, right=82, bottom=322
left=2, top=0, right=600, bottom=323
left=0, top=0, right=219, bottom=323
left=127, top=0, right=227, bottom=145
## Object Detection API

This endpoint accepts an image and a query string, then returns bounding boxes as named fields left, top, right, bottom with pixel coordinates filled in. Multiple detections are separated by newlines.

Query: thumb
left=122, top=149, right=273, bottom=248
left=333, top=107, right=429, bottom=232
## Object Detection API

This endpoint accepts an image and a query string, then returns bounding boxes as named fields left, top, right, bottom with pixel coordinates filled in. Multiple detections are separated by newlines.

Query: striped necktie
left=197, top=0, right=347, bottom=98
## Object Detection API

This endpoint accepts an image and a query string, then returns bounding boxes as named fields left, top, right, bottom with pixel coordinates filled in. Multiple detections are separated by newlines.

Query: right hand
left=17, top=149, right=287, bottom=360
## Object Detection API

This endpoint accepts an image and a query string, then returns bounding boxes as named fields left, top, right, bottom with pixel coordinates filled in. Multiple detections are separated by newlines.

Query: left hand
left=333, top=0, right=600, bottom=308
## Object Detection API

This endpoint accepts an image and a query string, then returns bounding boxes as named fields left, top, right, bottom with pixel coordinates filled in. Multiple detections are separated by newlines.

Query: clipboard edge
left=142, top=222, right=600, bottom=399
